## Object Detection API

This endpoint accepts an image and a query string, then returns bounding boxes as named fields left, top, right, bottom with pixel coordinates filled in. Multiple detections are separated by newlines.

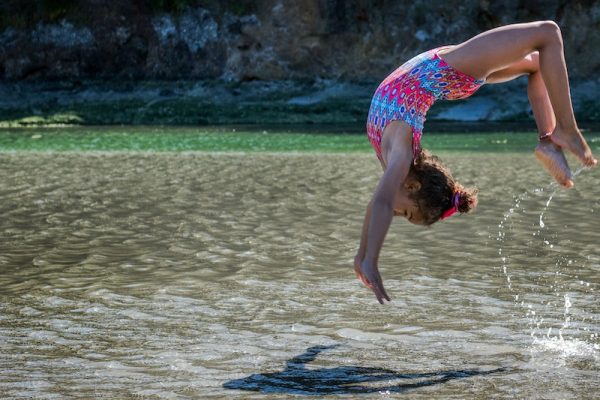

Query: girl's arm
left=354, top=199, right=372, bottom=267
left=356, top=124, right=414, bottom=303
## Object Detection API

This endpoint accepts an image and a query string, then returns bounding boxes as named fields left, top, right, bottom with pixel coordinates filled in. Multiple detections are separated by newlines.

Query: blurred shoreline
left=2, top=79, right=599, bottom=130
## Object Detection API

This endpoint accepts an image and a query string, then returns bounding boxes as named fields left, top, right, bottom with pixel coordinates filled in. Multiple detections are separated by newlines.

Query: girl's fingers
left=375, top=281, right=390, bottom=302
left=354, top=264, right=390, bottom=302
left=371, top=277, right=391, bottom=303
left=355, top=269, right=374, bottom=289
left=382, top=288, right=391, bottom=302
left=361, top=275, right=373, bottom=289
left=374, top=283, right=389, bottom=303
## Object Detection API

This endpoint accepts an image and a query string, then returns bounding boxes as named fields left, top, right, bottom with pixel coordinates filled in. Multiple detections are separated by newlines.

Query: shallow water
left=0, top=151, right=598, bottom=399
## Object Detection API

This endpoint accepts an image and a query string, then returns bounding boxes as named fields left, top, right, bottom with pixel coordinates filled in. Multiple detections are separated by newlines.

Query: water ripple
left=0, top=152, right=598, bottom=398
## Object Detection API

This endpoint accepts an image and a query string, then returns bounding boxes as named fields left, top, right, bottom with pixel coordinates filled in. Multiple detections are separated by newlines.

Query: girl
left=355, top=21, right=597, bottom=304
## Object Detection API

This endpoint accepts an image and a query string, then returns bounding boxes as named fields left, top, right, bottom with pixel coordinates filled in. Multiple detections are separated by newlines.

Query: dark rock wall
left=1, top=0, right=599, bottom=82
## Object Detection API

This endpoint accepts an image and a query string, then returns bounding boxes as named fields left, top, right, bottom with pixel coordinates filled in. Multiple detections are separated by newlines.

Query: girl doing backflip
left=355, top=21, right=597, bottom=304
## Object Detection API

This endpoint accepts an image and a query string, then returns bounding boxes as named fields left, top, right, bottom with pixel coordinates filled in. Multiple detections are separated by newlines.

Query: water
left=0, top=151, right=598, bottom=399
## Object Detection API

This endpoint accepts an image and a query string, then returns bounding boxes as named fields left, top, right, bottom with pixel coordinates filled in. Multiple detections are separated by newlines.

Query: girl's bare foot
left=534, top=139, right=574, bottom=188
left=549, top=127, right=597, bottom=167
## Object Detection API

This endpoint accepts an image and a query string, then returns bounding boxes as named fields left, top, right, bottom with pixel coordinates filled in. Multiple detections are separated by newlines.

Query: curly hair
left=408, top=149, right=478, bottom=225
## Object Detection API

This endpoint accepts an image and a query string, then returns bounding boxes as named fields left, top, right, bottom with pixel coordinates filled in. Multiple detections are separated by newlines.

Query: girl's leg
left=524, top=55, right=574, bottom=187
left=526, top=62, right=555, bottom=135
left=486, top=52, right=573, bottom=187
left=443, top=21, right=596, bottom=168
left=528, top=63, right=574, bottom=187
left=485, top=52, right=555, bottom=132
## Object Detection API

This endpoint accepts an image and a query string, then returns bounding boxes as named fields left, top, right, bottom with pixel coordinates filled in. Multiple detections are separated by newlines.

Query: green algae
left=2, top=126, right=597, bottom=153
left=0, top=98, right=372, bottom=127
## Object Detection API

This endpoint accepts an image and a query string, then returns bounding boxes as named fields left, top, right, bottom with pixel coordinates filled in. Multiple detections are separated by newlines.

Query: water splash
left=531, top=292, right=598, bottom=362
left=538, top=190, right=556, bottom=229
left=497, top=190, right=529, bottom=294
left=532, top=336, right=600, bottom=360
left=497, top=167, right=598, bottom=359
left=538, top=166, right=586, bottom=229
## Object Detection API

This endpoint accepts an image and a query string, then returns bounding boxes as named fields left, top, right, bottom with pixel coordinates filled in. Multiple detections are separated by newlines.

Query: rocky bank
left=1, top=0, right=599, bottom=126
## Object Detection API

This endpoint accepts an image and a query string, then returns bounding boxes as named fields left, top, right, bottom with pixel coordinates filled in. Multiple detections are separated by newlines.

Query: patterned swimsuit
left=367, top=46, right=485, bottom=162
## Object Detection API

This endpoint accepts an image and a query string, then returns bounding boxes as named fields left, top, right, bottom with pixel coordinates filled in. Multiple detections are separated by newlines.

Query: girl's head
left=406, top=149, right=478, bottom=226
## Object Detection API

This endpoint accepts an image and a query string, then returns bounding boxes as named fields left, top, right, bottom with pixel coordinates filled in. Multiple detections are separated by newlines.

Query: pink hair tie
left=440, top=192, right=461, bottom=220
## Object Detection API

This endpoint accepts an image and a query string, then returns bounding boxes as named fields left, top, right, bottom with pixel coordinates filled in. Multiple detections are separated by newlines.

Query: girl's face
left=393, top=182, right=426, bottom=225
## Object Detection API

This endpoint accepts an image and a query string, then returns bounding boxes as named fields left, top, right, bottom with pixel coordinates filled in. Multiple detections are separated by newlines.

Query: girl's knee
left=529, top=20, right=562, bottom=50
left=537, top=20, right=562, bottom=39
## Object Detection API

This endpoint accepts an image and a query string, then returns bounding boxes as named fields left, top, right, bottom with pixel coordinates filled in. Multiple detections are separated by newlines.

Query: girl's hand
left=354, top=258, right=391, bottom=304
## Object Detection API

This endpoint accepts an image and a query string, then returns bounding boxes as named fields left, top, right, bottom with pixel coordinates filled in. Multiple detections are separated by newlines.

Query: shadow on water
left=223, top=345, right=508, bottom=395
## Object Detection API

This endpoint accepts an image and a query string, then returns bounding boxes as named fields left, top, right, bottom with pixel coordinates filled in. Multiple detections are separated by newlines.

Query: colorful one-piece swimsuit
left=367, top=46, right=485, bottom=162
